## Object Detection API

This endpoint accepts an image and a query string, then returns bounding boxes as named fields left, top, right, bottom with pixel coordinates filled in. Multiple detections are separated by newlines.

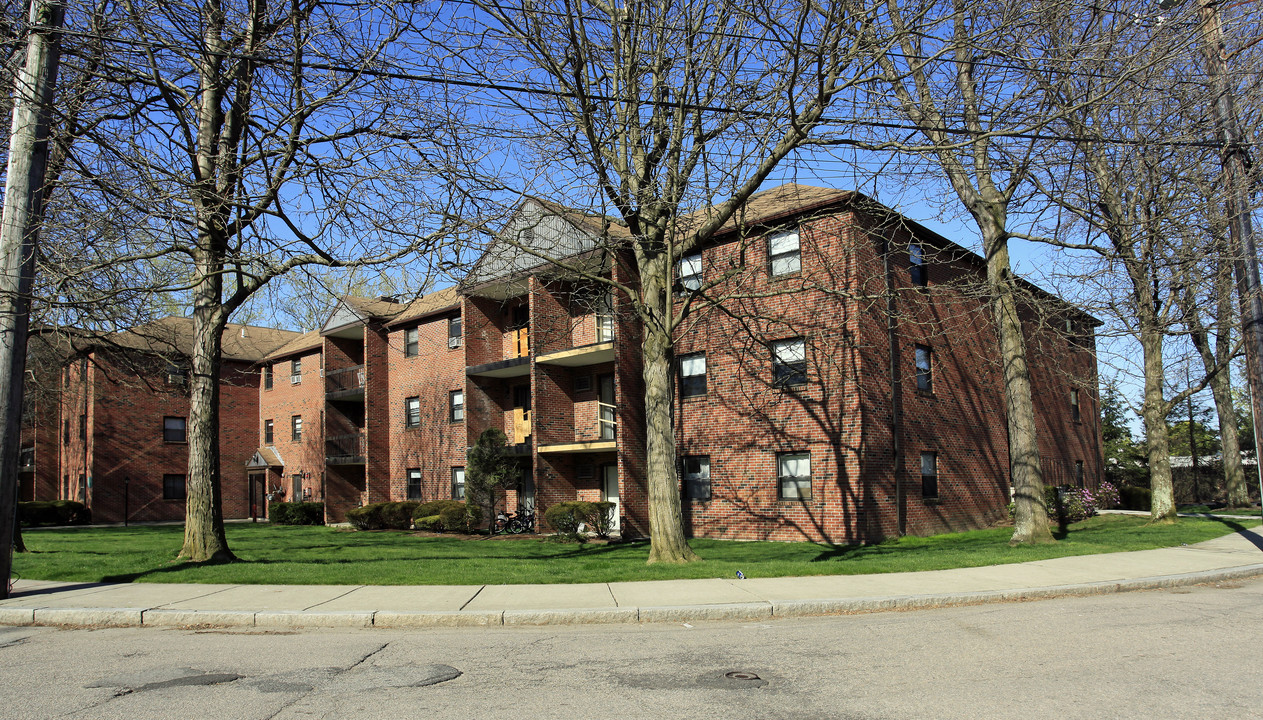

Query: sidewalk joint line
left=459, top=586, right=485, bottom=611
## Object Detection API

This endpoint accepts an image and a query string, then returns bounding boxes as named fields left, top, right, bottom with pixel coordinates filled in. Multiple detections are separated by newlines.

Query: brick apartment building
left=28, top=318, right=301, bottom=523
left=27, top=184, right=1100, bottom=543
left=251, top=183, right=1101, bottom=543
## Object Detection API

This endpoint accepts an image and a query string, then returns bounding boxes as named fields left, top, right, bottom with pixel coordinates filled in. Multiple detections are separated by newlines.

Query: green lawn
left=13, top=514, right=1259, bottom=586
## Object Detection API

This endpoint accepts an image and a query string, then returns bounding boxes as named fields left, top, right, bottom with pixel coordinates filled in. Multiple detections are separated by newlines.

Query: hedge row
left=412, top=500, right=482, bottom=533
left=268, top=501, right=324, bottom=525
left=345, top=500, right=483, bottom=532
left=18, top=500, right=91, bottom=526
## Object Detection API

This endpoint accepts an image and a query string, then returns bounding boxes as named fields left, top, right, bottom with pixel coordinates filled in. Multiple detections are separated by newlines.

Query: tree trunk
left=1139, top=324, right=1176, bottom=521
left=641, top=264, right=698, bottom=564
left=178, top=249, right=235, bottom=562
left=1207, top=370, right=1248, bottom=507
left=983, top=234, right=1052, bottom=545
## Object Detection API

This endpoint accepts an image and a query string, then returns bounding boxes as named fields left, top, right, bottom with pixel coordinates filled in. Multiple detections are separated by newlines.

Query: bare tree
left=859, top=0, right=1076, bottom=543
left=1018, top=0, right=1260, bottom=520
left=47, top=0, right=462, bottom=560
left=438, top=0, right=892, bottom=562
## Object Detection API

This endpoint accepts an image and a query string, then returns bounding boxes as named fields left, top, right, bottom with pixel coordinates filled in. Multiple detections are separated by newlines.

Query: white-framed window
left=921, top=451, right=938, bottom=498
left=407, top=468, right=422, bottom=500
left=451, top=466, right=466, bottom=500
left=772, top=338, right=807, bottom=387
left=1070, top=389, right=1081, bottom=422
left=448, top=316, right=462, bottom=348
left=449, top=390, right=465, bottom=422
left=768, top=229, right=801, bottom=276
left=915, top=344, right=933, bottom=394
left=596, top=292, right=615, bottom=342
left=405, top=396, right=421, bottom=428
left=404, top=328, right=419, bottom=357
left=291, top=415, right=303, bottom=442
left=678, top=352, right=707, bottom=398
left=263, top=364, right=273, bottom=390
left=777, top=452, right=811, bottom=500
left=681, top=455, right=711, bottom=500
left=676, top=252, right=703, bottom=294
left=263, top=419, right=273, bottom=445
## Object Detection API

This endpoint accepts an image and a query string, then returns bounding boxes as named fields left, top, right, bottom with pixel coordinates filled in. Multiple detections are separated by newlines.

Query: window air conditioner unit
left=448, top=336, right=461, bottom=349
left=290, top=374, right=301, bottom=384
left=166, top=373, right=186, bottom=386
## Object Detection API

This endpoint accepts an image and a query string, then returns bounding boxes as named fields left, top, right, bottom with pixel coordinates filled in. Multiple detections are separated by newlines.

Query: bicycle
left=494, top=507, right=536, bottom=534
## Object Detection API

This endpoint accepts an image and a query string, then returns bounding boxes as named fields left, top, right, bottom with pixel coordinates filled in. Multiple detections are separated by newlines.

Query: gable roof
left=383, top=287, right=460, bottom=327
left=83, top=317, right=301, bottom=363
left=321, top=289, right=461, bottom=332
left=264, top=329, right=323, bottom=361
left=464, top=199, right=629, bottom=290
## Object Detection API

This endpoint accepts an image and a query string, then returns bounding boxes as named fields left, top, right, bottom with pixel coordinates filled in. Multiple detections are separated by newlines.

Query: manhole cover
left=726, top=671, right=761, bottom=681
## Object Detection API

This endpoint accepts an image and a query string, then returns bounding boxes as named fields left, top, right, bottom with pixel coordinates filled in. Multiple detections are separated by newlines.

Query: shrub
left=1095, top=481, right=1120, bottom=510
left=438, top=502, right=481, bottom=533
left=1120, top=485, right=1152, bottom=512
left=414, top=515, right=443, bottom=532
left=18, top=500, right=90, bottom=526
left=544, top=501, right=594, bottom=540
left=589, top=501, right=616, bottom=538
left=347, top=501, right=420, bottom=530
left=268, top=501, right=324, bottom=525
left=412, top=499, right=465, bottom=522
left=345, top=503, right=382, bottom=530
left=380, top=501, right=420, bottom=530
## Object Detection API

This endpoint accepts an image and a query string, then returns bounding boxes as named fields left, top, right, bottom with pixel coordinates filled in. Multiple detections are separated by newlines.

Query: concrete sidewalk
left=3, top=528, right=1262, bottom=630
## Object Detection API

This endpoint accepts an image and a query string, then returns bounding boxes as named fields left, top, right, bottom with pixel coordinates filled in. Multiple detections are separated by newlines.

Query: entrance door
left=512, top=385, right=532, bottom=444
left=601, top=464, right=620, bottom=535
left=518, top=469, right=536, bottom=512
left=248, top=473, right=265, bottom=521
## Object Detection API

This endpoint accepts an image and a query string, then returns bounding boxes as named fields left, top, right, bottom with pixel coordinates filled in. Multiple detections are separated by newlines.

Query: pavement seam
left=457, top=585, right=485, bottom=611
left=302, top=585, right=366, bottom=611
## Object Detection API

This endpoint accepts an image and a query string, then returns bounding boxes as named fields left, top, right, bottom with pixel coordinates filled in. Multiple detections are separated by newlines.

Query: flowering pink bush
left=1095, top=481, right=1120, bottom=510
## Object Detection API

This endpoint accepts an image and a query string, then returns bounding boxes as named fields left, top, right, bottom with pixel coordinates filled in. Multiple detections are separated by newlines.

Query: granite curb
left=5, top=562, right=1261, bottom=630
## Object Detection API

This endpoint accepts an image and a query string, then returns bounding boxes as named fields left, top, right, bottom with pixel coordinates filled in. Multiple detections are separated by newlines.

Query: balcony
left=326, top=431, right=366, bottom=465
left=326, top=365, right=365, bottom=400
left=538, top=439, right=616, bottom=454
left=466, top=356, right=530, bottom=379
left=536, top=341, right=614, bottom=368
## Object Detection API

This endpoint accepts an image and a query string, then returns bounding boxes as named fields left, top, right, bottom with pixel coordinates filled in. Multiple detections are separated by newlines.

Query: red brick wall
left=661, top=205, right=1102, bottom=543
left=59, top=351, right=262, bottom=524
left=363, top=323, right=392, bottom=505
left=387, top=311, right=467, bottom=502
left=258, top=345, right=326, bottom=510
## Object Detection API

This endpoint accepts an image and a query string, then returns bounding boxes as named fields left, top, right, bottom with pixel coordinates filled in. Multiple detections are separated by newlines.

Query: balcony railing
left=326, top=365, right=365, bottom=399
left=326, top=431, right=366, bottom=464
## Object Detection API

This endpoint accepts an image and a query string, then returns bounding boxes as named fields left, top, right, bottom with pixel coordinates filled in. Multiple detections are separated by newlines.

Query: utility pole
left=0, top=0, right=65, bottom=599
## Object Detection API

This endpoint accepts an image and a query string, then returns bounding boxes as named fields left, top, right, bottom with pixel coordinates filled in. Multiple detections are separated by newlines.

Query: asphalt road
left=2, top=577, right=1260, bottom=720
